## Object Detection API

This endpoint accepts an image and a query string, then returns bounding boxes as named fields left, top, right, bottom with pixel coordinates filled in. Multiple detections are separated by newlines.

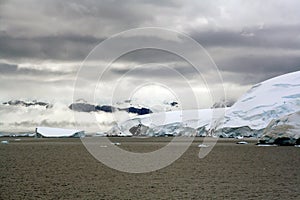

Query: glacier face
left=109, top=108, right=225, bottom=137
left=113, top=71, right=300, bottom=137
left=259, top=111, right=300, bottom=145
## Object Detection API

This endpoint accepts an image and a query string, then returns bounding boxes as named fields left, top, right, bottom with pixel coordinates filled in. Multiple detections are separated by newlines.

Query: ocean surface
left=1, top=137, right=299, bottom=199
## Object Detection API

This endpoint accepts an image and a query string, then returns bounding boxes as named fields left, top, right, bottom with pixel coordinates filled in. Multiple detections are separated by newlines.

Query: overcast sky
left=1, top=0, right=300, bottom=108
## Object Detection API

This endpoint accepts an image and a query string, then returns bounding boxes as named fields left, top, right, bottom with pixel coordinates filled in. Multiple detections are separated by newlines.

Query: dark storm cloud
left=218, top=55, right=300, bottom=74
left=0, top=0, right=163, bottom=38
left=186, top=25, right=300, bottom=85
left=110, top=63, right=194, bottom=78
left=191, top=24, right=300, bottom=49
left=0, top=62, right=18, bottom=73
left=0, top=33, right=102, bottom=61
left=1, top=0, right=300, bottom=105
left=213, top=53, right=300, bottom=85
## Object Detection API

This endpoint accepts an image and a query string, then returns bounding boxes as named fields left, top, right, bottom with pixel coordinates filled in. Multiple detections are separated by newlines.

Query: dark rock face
left=259, top=137, right=297, bottom=146
left=170, top=102, right=178, bottom=107
left=215, top=126, right=264, bottom=138
left=3, top=100, right=51, bottom=108
left=273, top=137, right=296, bottom=146
left=69, top=103, right=96, bottom=112
left=69, top=103, right=152, bottom=115
left=129, top=124, right=149, bottom=136
left=95, top=105, right=115, bottom=113
left=125, top=107, right=152, bottom=115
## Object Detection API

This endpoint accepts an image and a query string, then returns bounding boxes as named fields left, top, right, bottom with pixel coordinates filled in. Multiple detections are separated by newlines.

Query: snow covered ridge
left=111, top=71, right=300, bottom=137
left=106, top=109, right=222, bottom=137
left=225, top=71, right=300, bottom=130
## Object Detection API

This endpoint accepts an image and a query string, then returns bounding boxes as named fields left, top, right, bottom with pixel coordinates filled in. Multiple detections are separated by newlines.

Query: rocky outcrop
left=129, top=124, right=149, bottom=136
left=69, top=102, right=96, bottom=112
left=3, top=100, right=52, bottom=108
left=69, top=103, right=152, bottom=115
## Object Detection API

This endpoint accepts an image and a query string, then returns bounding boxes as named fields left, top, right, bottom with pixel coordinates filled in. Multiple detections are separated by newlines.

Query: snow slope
left=114, top=71, right=300, bottom=136
left=225, top=71, right=300, bottom=129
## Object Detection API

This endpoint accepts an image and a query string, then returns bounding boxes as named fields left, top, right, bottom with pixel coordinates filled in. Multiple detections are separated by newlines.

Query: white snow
left=225, top=71, right=300, bottom=129
left=112, top=71, right=300, bottom=137
left=35, top=127, right=85, bottom=138
left=198, top=144, right=210, bottom=148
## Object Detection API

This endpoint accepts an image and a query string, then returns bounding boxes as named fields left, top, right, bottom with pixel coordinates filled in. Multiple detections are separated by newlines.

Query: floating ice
left=35, top=127, right=85, bottom=138
left=236, top=141, right=248, bottom=144
left=198, top=144, right=209, bottom=148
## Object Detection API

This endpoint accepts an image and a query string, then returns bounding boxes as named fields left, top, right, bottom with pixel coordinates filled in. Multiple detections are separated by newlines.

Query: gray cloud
left=0, top=0, right=300, bottom=108
left=0, top=62, right=18, bottom=73
left=191, top=25, right=300, bottom=49
left=0, top=62, right=76, bottom=76
left=0, top=33, right=102, bottom=61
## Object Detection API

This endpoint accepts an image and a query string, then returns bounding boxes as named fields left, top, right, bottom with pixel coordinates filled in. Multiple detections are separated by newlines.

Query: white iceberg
left=236, top=141, right=248, bottom=144
left=198, top=144, right=210, bottom=148
left=35, top=127, right=85, bottom=138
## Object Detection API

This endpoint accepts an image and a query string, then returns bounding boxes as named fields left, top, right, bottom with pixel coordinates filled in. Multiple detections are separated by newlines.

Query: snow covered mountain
left=112, top=71, right=300, bottom=137
left=2, top=71, right=300, bottom=137
left=224, top=71, right=300, bottom=130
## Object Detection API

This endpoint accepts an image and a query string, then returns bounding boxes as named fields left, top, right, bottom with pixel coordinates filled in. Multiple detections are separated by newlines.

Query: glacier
left=259, top=111, right=300, bottom=145
left=109, top=71, right=300, bottom=137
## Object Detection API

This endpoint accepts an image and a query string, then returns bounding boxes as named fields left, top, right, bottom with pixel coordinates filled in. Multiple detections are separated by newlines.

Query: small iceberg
left=94, top=132, right=107, bottom=137
left=198, top=144, right=209, bottom=148
left=256, top=144, right=278, bottom=147
left=295, top=145, right=300, bottom=148
left=1, top=141, right=9, bottom=144
left=236, top=141, right=248, bottom=144
left=111, top=142, right=121, bottom=146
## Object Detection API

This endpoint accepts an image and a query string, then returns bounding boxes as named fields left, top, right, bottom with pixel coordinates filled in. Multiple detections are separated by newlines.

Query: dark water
left=0, top=138, right=299, bottom=199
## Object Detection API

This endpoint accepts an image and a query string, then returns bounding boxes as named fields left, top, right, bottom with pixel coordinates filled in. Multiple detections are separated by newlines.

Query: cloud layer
left=1, top=0, right=299, bottom=111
